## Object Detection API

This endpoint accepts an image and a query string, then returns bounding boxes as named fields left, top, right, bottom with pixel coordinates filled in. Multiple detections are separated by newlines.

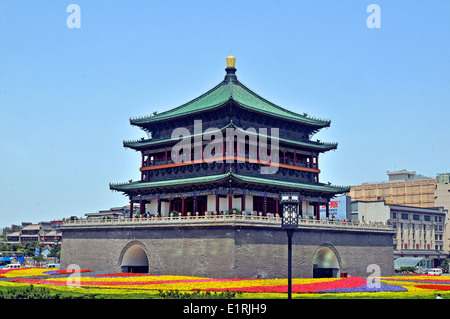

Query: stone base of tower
left=60, top=218, right=394, bottom=278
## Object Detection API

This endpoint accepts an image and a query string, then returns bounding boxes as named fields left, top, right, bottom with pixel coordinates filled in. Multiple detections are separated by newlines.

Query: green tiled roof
left=109, top=173, right=230, bottom=192
left=123, top=121, right=338, bottom=152
left=109, top=172, right=349, bottom=194
left=232, top=174, right=350, bottom=194
left=130, top=74, right=330, bottom=127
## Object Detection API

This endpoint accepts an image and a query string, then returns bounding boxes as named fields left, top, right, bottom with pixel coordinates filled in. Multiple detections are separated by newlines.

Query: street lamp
left=280, top=193, right=300, bottom=299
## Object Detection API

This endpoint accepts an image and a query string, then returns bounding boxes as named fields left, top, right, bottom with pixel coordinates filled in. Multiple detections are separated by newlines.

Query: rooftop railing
left=63, top=213, right=393, bottom=231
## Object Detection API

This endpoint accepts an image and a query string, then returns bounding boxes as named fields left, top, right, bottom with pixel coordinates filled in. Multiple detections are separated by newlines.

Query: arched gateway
left=119, top=241, right=149, bottom=273
left=312, top=245, right=341, bottom=278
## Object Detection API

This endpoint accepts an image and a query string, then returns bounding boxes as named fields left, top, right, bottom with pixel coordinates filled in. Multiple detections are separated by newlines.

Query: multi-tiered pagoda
left=110, top=56, right=348, bottom=219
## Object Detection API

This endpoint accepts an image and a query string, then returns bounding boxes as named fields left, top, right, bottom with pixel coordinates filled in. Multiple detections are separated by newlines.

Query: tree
left=441, top=258, right=449, bottom=273
left=33, top=254, right=45, bottom=263
left=48, top=244, right=60, bottom=259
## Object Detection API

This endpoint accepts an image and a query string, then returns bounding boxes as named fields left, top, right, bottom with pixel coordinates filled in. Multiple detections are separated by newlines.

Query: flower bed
left=5, top=273, right=450, bottom=298
left=94, top=273, right=153, bottom=277
left=202, top=277, right=366, bottom=294
left=0, top=267, right=49, bottom=278
left=43, top=269, right=92, bottom=275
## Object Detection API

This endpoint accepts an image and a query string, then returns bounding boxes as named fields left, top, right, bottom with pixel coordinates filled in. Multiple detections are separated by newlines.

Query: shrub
left=0, top=284, right=101, bottom=299
left=229, top=208, right=241, bottom=215
left=158, top=289, right=240, bottom=299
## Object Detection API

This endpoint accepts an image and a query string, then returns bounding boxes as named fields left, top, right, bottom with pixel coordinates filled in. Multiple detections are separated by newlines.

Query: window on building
left=424, top=215, right=431, bottom=221
left=413, top=214, right=420, bottom=221
left=392, top=222, right=397, bottom=229
left=392, top=212, right=397, bottom=219
left=401, top=213, right=408, bottom=220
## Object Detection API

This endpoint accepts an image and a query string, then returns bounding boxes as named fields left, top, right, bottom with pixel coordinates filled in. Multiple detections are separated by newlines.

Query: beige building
left=349, top=170, right=450, bottom=254
left=349, top=170, right=436, bottom=207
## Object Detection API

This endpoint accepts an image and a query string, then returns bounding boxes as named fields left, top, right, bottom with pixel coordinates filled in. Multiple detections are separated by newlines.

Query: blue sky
left=0, top=1, right=449, bottom=227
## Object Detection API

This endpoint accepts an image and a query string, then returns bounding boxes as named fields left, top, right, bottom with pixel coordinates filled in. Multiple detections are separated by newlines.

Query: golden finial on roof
left=226, top=55, right=236, bottom=68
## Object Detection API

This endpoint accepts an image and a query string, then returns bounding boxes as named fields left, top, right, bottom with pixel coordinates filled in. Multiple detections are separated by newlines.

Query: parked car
left=4, top=263, right=22, bottom=270
left=45, top=263, right=60, bottom=268
left=428, top=268, right=443, bottom=276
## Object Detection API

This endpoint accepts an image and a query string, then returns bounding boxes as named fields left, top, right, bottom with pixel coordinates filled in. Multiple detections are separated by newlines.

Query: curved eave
left=123, top=126, right=338, bottom=152
left=109, top=173, right=231, bottom=193
left=231, top=80, right=331, bottom=128
left=130, top=97, right=331, bottom=129
left=231, top=174, right=350, bottom=194
left=110, top=172, right=350, bottom=196
left=129, top=81, right=229, bottom=126
left=129, top=101, right=227, bottom=128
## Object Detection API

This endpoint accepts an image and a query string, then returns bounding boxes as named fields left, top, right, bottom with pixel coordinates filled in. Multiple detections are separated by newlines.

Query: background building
left=5, top=222, right=62, bottom=247
left=349, top=170, right=450, bottom=254
left=84, top=206, right=134, bottom=220
left=349, top=170, right=436, bottom=207
left=351, top=201, right=447, bottom=267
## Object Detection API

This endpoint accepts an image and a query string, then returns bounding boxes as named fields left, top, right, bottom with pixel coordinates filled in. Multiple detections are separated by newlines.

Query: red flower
left=415, top=284, right=450, bottom=291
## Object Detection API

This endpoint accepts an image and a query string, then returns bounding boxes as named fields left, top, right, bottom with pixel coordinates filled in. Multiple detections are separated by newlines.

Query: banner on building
left=319, top=195, right=351, bottom=220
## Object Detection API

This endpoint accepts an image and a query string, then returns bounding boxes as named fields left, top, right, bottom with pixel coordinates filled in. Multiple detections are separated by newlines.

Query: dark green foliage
left=0, top=285, right=100, bottom=299
left=158, top=289, right=241, bottom=299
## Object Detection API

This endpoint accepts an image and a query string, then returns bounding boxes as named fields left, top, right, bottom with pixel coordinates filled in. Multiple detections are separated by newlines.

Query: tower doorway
left=313, top=246, right=340, bottom=278
left=120, top=244, right=149, bottom=273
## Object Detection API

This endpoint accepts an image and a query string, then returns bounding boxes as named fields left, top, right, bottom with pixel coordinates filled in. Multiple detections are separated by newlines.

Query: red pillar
left=139, top=200, right=144, bottom=217
left=169, top=198, right=172, bottom=212
left=299, top=201, right=302, bottom=218
left=276, top=198, right=279, bottom=216
left=326, top=202, right=330, bottom=220
left=181, top=197, right=185, bottom=216
left=194, top=195, right=197, bottom=214
left=316, top=203, right=320, bottom=220
left=263, top=195, right=267, bottom=215
left=241, top=195, right=246, bottom=212
left=215, top=193, right=219, bottom=213
left=129, top=199, right=134, bottom=218
left=228, top=193, right=233, bottom=212
left=157, top=198, right=161, bottom=216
